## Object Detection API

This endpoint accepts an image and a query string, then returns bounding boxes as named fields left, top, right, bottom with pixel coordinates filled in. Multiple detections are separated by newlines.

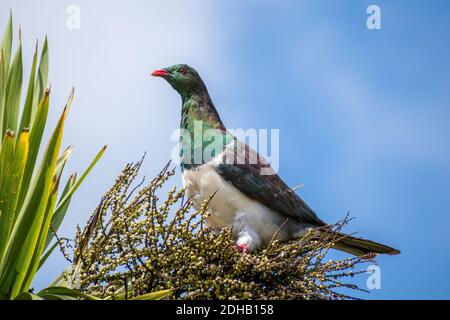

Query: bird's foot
left=235, top=228, right=258, bottom=254
left=236, top=243, right=249, bottom=253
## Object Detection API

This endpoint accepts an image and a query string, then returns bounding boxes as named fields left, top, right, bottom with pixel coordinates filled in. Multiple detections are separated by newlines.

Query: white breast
left=182, top=162, right=288, bottom=251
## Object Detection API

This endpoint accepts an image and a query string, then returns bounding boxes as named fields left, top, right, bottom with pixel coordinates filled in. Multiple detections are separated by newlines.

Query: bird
left=151, top=64, right=400, bottom=256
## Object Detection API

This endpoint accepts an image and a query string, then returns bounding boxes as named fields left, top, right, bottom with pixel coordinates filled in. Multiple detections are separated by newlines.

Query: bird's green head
left=151, top=64, right=206, bottom=97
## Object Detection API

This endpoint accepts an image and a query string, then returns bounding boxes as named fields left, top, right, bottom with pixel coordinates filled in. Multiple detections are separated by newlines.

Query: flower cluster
left=65, top=157, right=372, bottom=300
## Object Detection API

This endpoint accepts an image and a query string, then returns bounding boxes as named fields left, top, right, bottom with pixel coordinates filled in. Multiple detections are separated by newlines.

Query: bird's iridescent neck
left=179, top=93, right=227, bottom=171
left=180, top=93, right=224, bottom=131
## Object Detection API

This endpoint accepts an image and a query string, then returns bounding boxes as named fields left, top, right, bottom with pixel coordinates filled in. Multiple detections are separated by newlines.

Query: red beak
left=151, top=69, right=169, bottom=77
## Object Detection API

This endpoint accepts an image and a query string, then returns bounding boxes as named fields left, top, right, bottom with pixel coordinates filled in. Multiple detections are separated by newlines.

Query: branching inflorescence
left=64, top=156, right=373, bottom=300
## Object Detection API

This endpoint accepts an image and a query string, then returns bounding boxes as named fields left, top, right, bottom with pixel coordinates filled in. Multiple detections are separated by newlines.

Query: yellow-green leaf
left=53, top=144, right=107, bottom=217
left=43, top=171, right=76, bottom=252
left=13, top=292, right=44, bottom=300
left=3, top=39, right=23, bottom=135
left=38, top=286, right=102, bottom=300
left=0, top=129, right=29, bottom=261
left=0, top=130, right=15, bottom=182
left=130, top=289, right=174, bottom=300
left=0, top=11, right=12, bottom=72
left=19, top=41, right=38, bottom=131
left=0, top=51, right=7, bottom=140
left=21, top=173, right=60, bottom=292
left=16, top=89, right=50, bottom=211
left=0, top=104, right=67, bottom=299
left=31, top=36, right=48, bottom=124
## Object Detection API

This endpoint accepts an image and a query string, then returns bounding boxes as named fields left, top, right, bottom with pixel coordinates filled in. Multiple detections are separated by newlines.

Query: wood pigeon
left=151, top=64, right=400, bottom=256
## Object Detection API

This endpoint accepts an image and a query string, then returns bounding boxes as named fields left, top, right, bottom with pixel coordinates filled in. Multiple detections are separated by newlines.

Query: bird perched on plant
left=151, top=64, right=400, bottom=256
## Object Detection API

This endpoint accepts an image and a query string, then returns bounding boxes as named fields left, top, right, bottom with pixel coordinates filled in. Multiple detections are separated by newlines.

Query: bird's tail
left=318, top=230, right=400, bottom=256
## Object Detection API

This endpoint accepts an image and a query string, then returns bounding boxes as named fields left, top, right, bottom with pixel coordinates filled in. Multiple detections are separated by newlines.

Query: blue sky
left=1, top=0, right=449, bottom=299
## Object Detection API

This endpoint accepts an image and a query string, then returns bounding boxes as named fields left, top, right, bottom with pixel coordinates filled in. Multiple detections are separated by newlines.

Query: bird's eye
left=179, top=67, right=187, bottom=75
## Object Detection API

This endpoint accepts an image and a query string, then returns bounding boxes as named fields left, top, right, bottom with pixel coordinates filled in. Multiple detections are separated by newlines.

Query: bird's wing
left=215, top=138, right=326, bottom=226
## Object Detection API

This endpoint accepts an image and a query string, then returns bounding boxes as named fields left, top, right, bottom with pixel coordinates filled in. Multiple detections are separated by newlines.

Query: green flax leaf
left=31, top=36, right=48, bottom=124
left=0, top=130, right=29, bottom=261
left=19, top=41, right=38, bottom=131
left=0, top=104, right=67, bottom=299
left=130, top=289, right=174, bottom=300
left=43, top=171, right=76, bottom=252
left=53, top=145, right=107, bottom=217
left=38, top=286, right=102, bottom=300
left=3, top=37, right=23, bottom=135
left=16, top=89, right=50, bottom=211
left=0, top=11, right=12, bottom=71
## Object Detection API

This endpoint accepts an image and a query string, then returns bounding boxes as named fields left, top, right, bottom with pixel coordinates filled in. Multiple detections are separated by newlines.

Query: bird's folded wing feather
left=215, top=138, right=326, bottom=226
